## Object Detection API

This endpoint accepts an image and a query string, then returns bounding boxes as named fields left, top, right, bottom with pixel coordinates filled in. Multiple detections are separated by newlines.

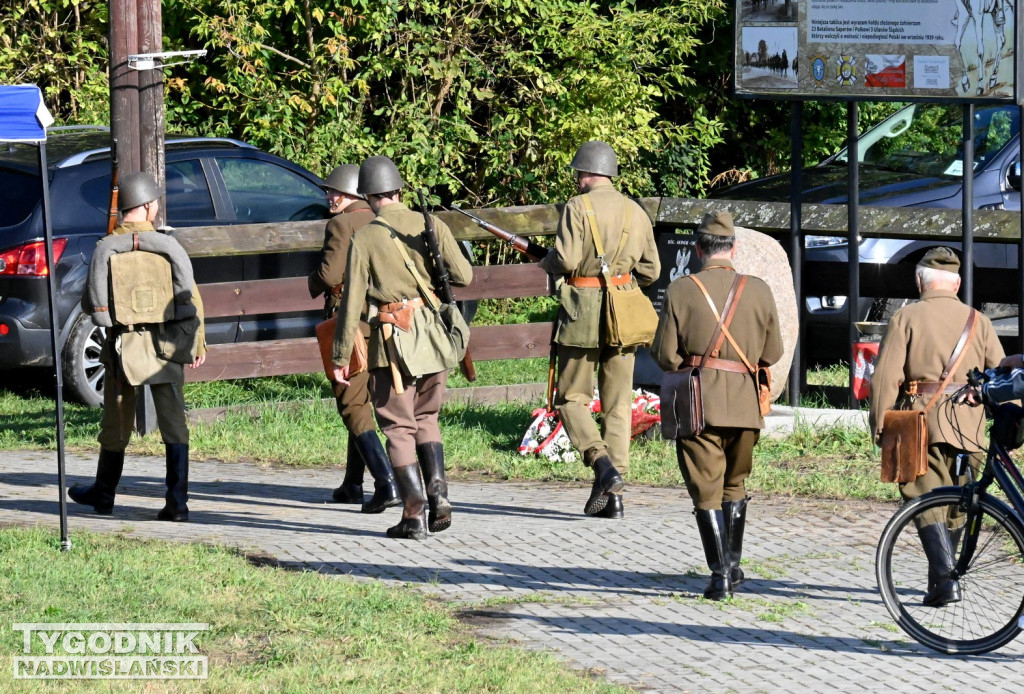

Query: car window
left=215, top=158, right=328, bottom=223
left=0, top=168, right=40, bottom=228
left=166, top=159, right=215, bottom=224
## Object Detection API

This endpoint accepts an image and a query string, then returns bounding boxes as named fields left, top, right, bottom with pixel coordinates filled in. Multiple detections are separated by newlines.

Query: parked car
left=0, top=126, right=330, bottom=405
left=711, top=102, right=1022, bottom=363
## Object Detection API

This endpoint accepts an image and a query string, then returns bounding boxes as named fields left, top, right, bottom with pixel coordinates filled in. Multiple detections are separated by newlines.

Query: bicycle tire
left=876, top=490, right=1024, bottom=654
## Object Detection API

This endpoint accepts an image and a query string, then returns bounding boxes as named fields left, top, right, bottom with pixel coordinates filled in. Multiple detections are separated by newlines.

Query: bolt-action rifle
left=418, top=190, right=476, bottom=383
left=106, top=138, right=119, bottom=235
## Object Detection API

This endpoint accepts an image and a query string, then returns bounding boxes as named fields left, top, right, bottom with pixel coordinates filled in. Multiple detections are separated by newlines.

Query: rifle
left=451, top=204, right=549, bottom=261
left=106, top=138, right=119, bottom=235
left=417, top=190, right=477, bottom=383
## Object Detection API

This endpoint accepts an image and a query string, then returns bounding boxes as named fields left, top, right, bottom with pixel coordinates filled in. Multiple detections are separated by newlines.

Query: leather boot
left=722, top=497, right=749, bottom=586
left=417, top=442, right=452, bottom=532
left=586, top=493, right=624, bottom=519
left=157, top=443, right=190, bottom=522
left=695, top=509, right=733, bottom=601
left=386, top=465, right=429, bottom=540
left=354, top=431, right=400, bottom=514
left=331, top=437, right=365, bottom=503
left=584, top=454, right=624, bottom=515
left=68, top=449, right=125, bottom=515
left=918, top=523, right=962, bottom=607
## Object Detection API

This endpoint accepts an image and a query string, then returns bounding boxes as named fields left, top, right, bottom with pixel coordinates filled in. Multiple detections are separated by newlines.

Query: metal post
left=1019, top=104, right=1024, bottom=352
left=847, top=102, right=861, bottom=405
left=962, top=104, right=975, bottom=306
left=789, top=102, right=803, bottom=406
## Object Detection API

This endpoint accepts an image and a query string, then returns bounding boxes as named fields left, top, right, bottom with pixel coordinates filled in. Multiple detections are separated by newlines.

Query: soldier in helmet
left=68, top=171, right=207, bottom=522
left=309, top=164, right=399, bottom=514
left=331, top=156, right=473, bottom=539
left=539, top=140, right=660, bottom=518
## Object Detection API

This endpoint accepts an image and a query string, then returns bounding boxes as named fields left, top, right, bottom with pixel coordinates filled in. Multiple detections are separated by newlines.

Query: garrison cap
left=917, top=246, right=960, bottom=273
left=323, top=164, right=363, bottom=199
left=117, top=171, right=162, bottom=212
left=357, top=156, right=405, bottom=196
left=696, top=210, right=735, bottom=238
left=569, top=140, right=618, bottom=177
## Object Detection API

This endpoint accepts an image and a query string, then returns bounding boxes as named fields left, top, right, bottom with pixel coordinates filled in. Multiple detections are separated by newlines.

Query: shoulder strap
left=923, top=309, right=979, bottom=413
left=581, top=194, right=631, bottom=286
left=374, top=219, right=441, bottom=312
left=692, top=274, right=746, bottom=366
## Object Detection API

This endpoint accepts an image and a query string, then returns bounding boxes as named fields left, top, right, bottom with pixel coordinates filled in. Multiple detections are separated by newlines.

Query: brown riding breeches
left=369, top=367, right=446, bottom=468
left=675, top=426, right=759, bottom=511
left=333, top=367, right=377, bottom=437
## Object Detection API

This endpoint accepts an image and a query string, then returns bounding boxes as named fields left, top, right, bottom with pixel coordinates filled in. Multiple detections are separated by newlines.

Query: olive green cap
left=917, top=246, right=960, bottom=273
left=696, top=210, right=735, bottom=238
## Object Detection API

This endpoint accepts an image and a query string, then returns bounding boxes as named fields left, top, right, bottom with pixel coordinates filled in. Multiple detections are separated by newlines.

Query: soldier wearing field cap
left=539, top=140, right=660, bottom=519
left=870, top=246, right=1003, bottom=606
left=309, top=163, right=399, bottom=514
left=653, top=210, right=782, bottom=600
left=331, top=156, right=473, bottom=539
left=69, top=171, right=207, bottom=522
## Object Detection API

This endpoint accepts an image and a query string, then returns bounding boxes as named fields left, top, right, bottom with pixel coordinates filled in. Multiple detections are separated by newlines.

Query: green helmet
left=569, top=140, right=618, bottom=177
left=357, top=156, right=405, bottom=196
left=118, top=171, right=162, bottom=212
left=323, top=164, right=363, bottom=199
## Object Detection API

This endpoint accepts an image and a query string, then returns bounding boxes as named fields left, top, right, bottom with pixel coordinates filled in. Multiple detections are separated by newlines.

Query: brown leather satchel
left=879, top=309, right=978, bottom=483
left=315, top=315, right=368, bottom=384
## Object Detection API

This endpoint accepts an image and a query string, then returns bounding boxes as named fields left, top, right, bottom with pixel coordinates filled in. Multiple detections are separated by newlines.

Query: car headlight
left=805, top=236, right=849, bottom=248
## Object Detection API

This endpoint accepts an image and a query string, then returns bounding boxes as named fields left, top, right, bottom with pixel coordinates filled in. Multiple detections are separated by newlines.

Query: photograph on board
left=740, top=25, right=798, bottom=90
left=740, top=0, right=799, bottom=23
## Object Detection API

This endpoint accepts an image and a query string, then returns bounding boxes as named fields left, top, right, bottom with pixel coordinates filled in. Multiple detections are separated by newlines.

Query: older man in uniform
left=68, top=172, right=207, bottom=522
left=309, top=164, right=399, bottom=513
left=540, top=140, right=660, bottom=518
left=653, top=210, right=782, bottom=600
left=331, top=156, right=473, bottom=539
left=870, top=247, right=1003, bottom=606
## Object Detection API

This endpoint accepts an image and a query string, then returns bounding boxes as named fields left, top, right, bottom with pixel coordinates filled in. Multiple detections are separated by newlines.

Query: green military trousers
left=97, top=363, right=189, bottom=451
left=675, top=426, right=759, bottom=511
left=900, top=441, right=981, bottom=527
left=555, top=344, right=635, bottom=472
left=332, top=367, right=378, bottom=437
left=369, top=367, right=446, bottom=469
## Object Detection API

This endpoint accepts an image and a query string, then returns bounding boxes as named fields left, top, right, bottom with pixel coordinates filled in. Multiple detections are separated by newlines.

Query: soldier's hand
left=998, top=354, right=1024, bottom=370
left=955, top=387, right=983, bottom=407
left=333, top=365, right=350, bottom=386
left=191, top=354, right=206, bottom=369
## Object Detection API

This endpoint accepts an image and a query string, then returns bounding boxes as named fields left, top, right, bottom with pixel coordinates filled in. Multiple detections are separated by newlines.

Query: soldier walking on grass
left=309, top=164, right=399, bottom=513
left=68, top=172, right=207, bottom=522
left=652, top=211, right=782, bottom=600
left=539, top=140, right=661, bottom=519
left=331, top=156, right=473, bottom=539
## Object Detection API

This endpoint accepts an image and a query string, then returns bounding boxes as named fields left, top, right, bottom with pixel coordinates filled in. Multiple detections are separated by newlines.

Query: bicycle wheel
left=876, top=490, right=1024, bottom=655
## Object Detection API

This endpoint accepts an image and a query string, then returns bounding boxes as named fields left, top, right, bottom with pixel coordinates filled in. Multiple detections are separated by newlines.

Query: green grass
left=0, top=527, right=623, bottom=693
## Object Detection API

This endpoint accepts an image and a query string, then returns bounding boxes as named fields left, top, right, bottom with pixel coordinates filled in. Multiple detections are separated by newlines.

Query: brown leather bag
left=315, top=315, right=367, bottom=384
left=879, top=309, right=978, bottom=483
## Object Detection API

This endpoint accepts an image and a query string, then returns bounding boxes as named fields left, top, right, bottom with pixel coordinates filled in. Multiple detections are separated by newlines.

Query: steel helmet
left=323, top=164, right=363, bottom=199
left=569, top=140, right=618, bottom=177
left=117, top=171, right=162, bottom=212
left=357, top=156, right=405, bottom=196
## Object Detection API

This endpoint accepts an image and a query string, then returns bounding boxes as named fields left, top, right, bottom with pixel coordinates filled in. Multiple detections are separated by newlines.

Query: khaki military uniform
left=308, top=201, right=377, bottom=435
left=332, top=202, right=472, bottom=468
left=869, top=289, right=1003, bottom=508
left=652, top=259, right=782, bottom=510
left=539, top=179, right=660, bottom=472
left=88, top=221, right=207, bottom=450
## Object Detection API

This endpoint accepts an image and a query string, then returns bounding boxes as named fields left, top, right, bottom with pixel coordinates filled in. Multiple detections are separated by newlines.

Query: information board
left=735, top=0, right=1017, bottom=101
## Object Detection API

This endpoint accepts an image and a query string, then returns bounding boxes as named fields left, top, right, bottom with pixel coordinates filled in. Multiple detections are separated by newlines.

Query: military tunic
left=87, top=221, right=207, bottom=451
left=869, top=289, right=1003, bottom=508
left=332, top=202, right=472, bottom=468
left=652, top=258, right=782, bottom=510
left=308, top=201, right=377, bottom=435
left=539, top=179, right=660, bottom=471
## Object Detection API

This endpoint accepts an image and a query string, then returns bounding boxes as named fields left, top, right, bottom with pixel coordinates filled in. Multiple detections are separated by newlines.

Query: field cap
left=696, top=210, right=734, bottom=238
left=917, top=246, right=960, bottom=273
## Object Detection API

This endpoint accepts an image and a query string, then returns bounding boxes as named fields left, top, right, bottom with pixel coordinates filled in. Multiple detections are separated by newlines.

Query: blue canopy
left=0, top=85, right=54, bottom=142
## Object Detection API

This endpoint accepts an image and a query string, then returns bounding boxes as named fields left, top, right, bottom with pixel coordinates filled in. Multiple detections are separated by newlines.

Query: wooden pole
left=137, top=0, right=165, bottom=228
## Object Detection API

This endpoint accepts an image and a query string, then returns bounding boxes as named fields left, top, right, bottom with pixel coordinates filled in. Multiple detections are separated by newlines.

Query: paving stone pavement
left=2, top=449, right=1023, bottom=693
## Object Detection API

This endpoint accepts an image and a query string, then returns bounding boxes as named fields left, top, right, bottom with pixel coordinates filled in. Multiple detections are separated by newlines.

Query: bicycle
left=875, top=367, right=1024, bottom=655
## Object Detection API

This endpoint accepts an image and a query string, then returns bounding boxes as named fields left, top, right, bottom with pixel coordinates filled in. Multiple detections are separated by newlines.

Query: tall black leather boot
left=354, top=431, right=400, bottom=514
left=331, top=437, right=365, bottom=503
left=722, top=497, right=749, bottom=586
left=918, top=523, right=962, bottom=607
left=695, top=509, right=733, bottom=601
left=386, top=465, right=428, bottom=540
left=586, top=493, right=624, bottom=519
left=157, top=443, right=190, bottom=522
left=68, top=449, right=125, bottom=515
left=584, top=454, right=624, bottom=515
left=416, top=442, right=452, bottom=532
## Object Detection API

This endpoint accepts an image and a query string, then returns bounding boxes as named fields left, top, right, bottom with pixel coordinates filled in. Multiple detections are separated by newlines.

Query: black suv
left=0, top=127, right=329, bottom=405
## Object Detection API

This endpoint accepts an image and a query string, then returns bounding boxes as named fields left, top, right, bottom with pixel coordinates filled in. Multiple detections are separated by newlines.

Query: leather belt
left=905, top=381, right=966, bottom=396
left=379, top=296, right=425, bottom=314
left=567, top=273, right=632, bottom=288
left=682, top=355, right=749, bottom=374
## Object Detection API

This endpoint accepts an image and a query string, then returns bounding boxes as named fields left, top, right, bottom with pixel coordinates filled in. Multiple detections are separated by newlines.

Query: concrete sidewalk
left=1, top=449, right=1021, bottom=693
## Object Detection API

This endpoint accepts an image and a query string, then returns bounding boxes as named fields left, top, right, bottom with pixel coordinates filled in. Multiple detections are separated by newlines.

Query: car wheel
left=62, top=313, right=106, bottom=407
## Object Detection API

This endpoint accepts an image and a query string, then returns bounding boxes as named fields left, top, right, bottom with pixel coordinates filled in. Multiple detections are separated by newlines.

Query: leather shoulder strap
left=923, top=308, right=978, bottom=413
left=692, top=274, right=745, bottom=366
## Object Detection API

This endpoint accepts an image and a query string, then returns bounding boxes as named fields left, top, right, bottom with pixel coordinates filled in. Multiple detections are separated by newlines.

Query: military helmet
left=357, top=156, right=405, bottom=196
left=323, top=164, right=363, bottom=199
left=569, top=140, right=618, bottom=177
left=118, top=171, right=162, bottom=212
